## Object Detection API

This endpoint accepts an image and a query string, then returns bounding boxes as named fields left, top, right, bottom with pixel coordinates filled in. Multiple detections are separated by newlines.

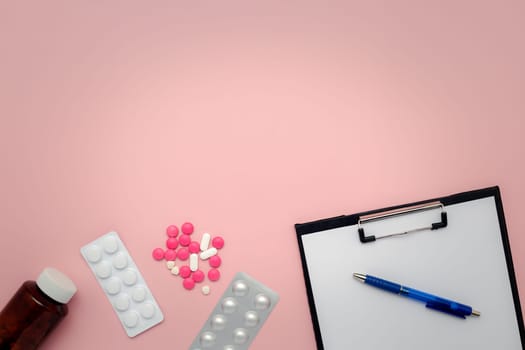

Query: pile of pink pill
left=152, top=222, right=225, bottom=294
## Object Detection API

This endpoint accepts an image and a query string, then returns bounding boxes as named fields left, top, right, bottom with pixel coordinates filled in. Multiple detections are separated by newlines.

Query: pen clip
left=425, top=301, right=467, bottom=319
left=357, top=201, right=447, bottom=243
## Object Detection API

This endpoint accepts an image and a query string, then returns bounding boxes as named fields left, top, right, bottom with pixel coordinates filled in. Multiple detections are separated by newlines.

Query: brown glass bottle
left=0, top=268, right=76, bottom=350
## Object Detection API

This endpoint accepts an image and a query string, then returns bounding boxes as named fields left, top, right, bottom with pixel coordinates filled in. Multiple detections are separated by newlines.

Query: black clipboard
left=295, top=187, right=524, bottom=349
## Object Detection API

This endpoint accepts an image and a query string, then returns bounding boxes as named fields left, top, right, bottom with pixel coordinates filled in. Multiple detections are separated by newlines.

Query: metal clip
left=358, top=201, right=447, bottom=243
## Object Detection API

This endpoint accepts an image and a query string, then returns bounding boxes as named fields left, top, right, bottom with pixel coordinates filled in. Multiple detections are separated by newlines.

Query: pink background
left=1, top=1, right=524, bottom=349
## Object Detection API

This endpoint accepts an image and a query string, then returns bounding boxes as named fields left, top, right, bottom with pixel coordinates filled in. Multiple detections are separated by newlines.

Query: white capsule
left=199, top=247, right=218, bottom=260
left=190, top=253, right=199, bottom=271
left=200, top=233, right=211, bottom=251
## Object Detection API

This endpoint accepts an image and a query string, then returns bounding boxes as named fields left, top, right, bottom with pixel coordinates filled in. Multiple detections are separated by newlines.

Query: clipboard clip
left=357, top=201, right=447, bottom=243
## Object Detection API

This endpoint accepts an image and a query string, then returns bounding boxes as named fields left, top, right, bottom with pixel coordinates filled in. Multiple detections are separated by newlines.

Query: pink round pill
left=211, top=236, right=225, bottom=249
left=183, top=277, right=195, bottom=290
left=166, top=237, right=179, bottom=250
left=166, top=225, right=179, bottom=237
left=152, top=248, right=164, bottom=261
left=209, top=255, right=222, bottom=268
left=164, top=249, right=176, bottom=261
left=208, top=268, right=220, bottom=281
left=181, top=222, right=194, bottom=235
left=179, top=234, right=191, bottom=246
left=188, top=241, right=200, bottom=253
left=192, top=270, right=205, bottom=283
left=179, top=265, right=191, bottom=279
left=177, top=247, right=189, bottom=261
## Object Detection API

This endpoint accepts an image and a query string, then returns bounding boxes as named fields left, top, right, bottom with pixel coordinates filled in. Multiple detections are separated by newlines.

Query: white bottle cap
left=36, top=268, right=77, bottom=304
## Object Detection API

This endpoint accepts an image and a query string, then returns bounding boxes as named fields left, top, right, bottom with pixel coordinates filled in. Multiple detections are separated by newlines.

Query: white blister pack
left=189, top=272, right=279, bottom=349
left=80, top=231, right=164, bottom=337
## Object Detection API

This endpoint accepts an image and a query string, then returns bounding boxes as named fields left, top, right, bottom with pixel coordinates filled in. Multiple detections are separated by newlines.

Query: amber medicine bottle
left=0, top=268, right=77, bottom=350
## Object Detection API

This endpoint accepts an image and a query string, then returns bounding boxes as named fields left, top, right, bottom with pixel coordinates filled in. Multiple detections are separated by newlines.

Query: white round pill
left=200, top=331, right=216, bottom=347
left=139, top=302, right=155, bottom=319
left=123, top=269, right=138, bottom=286
left=132, top=286, right=147, bottom=302
left=95, top=261, right=112, bottom=279
left=221, top=297, right=237, bottom=314
left=232, top=280, right=249, bottom=297
left=202, top=285, right=211, bottom=295
left=123, top=311, right=139, bottom=328
left=86, top=245, right=102, bottom=263
left=244, top=310, right=259, bottom=327
left=233, top=328, right=249, bottom=344
left=105, top=277, right=121, bottom=295
left=210, top=314, right=227, bottom=331
left=254, top=293, right=271, bottom=310
left=113, top=252, right=128, bottom=270
left=166, top=261, right=176, bottom=270
left=171, top=266, right=180, bottom=276
left=103, top=235, right=119, bottom=254
left=115, top=294, right=130, bottom=312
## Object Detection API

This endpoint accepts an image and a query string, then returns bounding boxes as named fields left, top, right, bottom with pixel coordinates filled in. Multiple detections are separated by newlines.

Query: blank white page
left=301, top=196, right=522, bottom=349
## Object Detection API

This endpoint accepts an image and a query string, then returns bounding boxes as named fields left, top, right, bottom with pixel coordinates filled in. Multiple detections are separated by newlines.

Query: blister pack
left=80, top=231, right=164, bottom=337
left=189, top=272, right=279, bottom=349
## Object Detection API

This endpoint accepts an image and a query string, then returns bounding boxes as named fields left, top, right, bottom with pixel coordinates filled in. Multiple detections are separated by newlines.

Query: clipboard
left=295, top=187, right=524, bottom=349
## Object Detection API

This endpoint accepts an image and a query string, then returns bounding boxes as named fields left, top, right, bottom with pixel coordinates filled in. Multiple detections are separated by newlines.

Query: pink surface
left=0, top=1, right=524, bottom=349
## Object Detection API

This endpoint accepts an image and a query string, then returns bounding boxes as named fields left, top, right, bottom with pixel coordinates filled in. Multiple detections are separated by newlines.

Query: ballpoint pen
left=353, top=273, right=481, bottom=318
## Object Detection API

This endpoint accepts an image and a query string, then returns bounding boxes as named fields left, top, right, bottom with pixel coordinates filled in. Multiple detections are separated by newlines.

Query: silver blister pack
left=80, top=231, right=164, bottom=337
left=189, top=272, right=279, bottom=349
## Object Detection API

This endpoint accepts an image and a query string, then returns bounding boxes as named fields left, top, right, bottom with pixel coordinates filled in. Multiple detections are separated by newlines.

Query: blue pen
left=353, top=273, right=481, bottom=318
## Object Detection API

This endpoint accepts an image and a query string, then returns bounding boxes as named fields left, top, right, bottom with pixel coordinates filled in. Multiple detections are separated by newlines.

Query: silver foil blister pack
left=189, top=272, right=279, bottom=349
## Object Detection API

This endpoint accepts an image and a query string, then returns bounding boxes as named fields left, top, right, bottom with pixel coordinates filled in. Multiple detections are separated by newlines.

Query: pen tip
left=353, top=273, right=366, bottom=282
left=471, top=310, right=481, bottom=317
